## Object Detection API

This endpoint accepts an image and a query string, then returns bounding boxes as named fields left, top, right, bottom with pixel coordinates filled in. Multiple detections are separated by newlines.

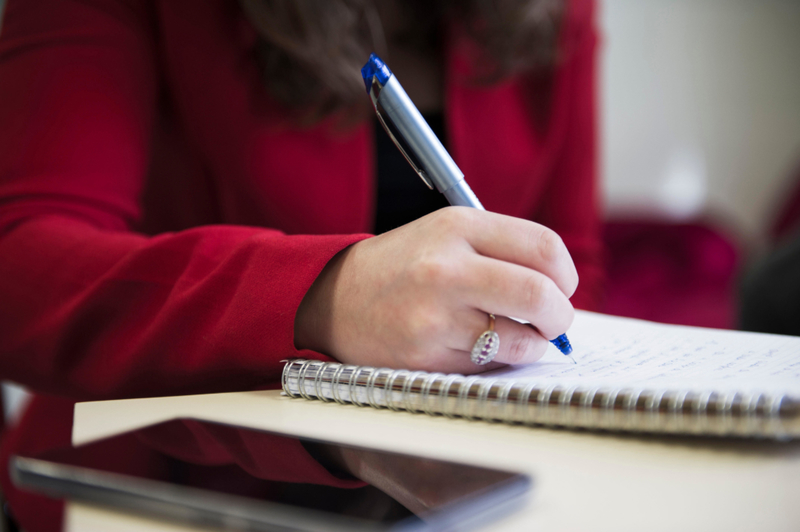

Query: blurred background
left=0, top=0, right=799, bottom=420
left=603, top=0, right=799, bottom=240
left=599, top=0, right=800, bottom=330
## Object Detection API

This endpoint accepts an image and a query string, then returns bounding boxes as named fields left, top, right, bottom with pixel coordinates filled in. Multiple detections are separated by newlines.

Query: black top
left=373, top=113, right=450, bottom=235
left=739, top=233, right=800, bottom=337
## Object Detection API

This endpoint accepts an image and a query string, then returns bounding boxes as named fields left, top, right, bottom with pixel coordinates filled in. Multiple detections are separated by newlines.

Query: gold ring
left=471, top=314, right=499, bottom=365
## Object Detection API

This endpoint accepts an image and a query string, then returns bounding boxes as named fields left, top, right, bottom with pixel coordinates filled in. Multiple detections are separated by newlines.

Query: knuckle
left=530, top=226, right=579, bottom=296
left=435, top=206, right=473, bottom=235
left=534, top=227, right=566, bottom=265
left=523, top=274, right=553, bottom=316
left=410, top=256, right=451, bottom=287
left=406, top=306, right=445, bottom=341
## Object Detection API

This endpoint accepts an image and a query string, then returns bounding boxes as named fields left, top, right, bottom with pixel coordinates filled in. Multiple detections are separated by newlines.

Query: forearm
left=0, top=215, right=368, bottom=399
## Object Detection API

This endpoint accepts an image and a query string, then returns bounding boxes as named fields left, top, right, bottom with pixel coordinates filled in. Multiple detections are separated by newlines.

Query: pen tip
left=568, top=354, right=578, bottom=365
left=550, top=333, right=573, bottom=355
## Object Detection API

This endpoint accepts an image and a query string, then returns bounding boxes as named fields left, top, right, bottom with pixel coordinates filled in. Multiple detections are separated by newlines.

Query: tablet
left=11, top=419, right=531, bottom=531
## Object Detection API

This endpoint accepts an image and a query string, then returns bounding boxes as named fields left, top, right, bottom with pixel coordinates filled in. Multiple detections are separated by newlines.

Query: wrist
left=294, top=244, right=353, bottom=355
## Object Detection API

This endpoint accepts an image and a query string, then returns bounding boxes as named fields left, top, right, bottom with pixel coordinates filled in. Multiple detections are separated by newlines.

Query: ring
left=471, top=314, right=500, bottom=365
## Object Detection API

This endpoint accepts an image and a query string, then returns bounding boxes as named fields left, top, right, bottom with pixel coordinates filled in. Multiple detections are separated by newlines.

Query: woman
left=0, top=0, right=602, bottom=528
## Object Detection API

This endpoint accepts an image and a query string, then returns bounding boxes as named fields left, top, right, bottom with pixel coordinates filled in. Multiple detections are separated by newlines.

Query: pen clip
left=369, top=77, right=434, bottom=190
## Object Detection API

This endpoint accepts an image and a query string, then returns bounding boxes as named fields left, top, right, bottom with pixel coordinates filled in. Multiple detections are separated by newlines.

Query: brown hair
left=239, top=0, right=564, bottom=121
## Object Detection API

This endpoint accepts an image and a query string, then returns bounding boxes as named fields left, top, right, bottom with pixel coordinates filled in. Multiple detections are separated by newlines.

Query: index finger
left=452, top=208, right=579, bottom=297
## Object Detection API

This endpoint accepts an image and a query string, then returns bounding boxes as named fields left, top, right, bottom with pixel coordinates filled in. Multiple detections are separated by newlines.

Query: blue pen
left=361, top=53, right=575, bottom=364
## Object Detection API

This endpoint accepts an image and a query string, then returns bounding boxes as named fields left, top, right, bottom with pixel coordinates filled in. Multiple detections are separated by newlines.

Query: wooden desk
left=70, top=390, right=800, bottom=532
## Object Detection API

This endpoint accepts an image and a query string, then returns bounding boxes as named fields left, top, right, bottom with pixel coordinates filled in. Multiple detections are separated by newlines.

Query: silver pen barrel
left=377, top=76, right=484, bottom=210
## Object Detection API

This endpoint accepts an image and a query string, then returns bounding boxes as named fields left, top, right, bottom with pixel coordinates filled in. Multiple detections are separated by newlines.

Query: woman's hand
left=295, top=207, right=578, bottom=374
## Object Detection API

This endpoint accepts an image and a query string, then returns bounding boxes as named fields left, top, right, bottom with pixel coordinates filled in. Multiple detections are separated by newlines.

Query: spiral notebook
left=282, top=312, right=800, bottom=440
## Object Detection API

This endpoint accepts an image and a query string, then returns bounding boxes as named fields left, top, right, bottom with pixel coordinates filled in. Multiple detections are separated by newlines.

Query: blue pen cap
left=550, top=334, right=573, bottom=355
left=361, top=53, right=392, bottom=93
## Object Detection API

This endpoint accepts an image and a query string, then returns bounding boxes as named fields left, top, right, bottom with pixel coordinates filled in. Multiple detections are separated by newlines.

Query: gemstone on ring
left=471, top=330, right=500, bottom=365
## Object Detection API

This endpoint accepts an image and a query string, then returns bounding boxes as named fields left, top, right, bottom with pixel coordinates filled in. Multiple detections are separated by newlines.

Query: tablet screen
left=12, top=418, right=531, bottom=531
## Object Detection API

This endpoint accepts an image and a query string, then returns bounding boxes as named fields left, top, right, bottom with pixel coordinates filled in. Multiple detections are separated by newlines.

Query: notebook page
left=485, top=311, right=800, bottom=395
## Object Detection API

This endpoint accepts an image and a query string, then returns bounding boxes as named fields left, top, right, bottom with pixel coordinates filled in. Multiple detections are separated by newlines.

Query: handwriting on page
left=485, top=312, right=800, bottom=393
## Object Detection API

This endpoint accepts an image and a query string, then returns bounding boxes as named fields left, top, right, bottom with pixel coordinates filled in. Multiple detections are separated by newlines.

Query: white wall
left=601, top=0, right=800, bottom=248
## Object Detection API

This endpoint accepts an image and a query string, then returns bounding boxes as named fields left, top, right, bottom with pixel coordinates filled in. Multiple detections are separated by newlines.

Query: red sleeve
left=0, top=4, right=370, bottom=523
left=533, top=0, right=605, bottom=311
left=0, top=0, right=366, bottom=400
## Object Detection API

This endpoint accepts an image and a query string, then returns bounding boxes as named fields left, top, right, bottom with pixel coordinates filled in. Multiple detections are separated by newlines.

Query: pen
left=361, top=53, right=575, bottom=363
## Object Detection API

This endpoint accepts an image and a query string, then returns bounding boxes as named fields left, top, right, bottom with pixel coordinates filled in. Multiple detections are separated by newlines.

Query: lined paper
left=486, top=312, right=800, bottom=394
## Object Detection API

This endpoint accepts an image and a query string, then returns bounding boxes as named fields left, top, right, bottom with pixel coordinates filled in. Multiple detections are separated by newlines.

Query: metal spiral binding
left=693, top=390, right=712, bottom=431
left=517, top=382, right=539, bottom=425
left=402, top=372, right=427, bottom=412
left=622, top=388, right=642, bottom=430
left=560, top=385, right=580, bottom=427
left=496, top=380, right=516, bottom=422
left=281, top=359, right=796, bottom=438
left=281, top=360, right=296, bottom=397
left=740, top=392, right=761, bottom=434
left=669, top=390, right=689, bottom=415
left=475, top=379, right=498, bottom=421
left=366, top=367, right=389, bottom=409
left=644, top=389, right=666, bottom=431
left=439, top=374, right=462, bottom=418
left=420, top=373, right=446, bottom=416
left=579, top=387, right=599, bottom=427
left=329, top=364, right=348, bottom=404
left=457, top=376, right=482, bottom=421
left=768, top=394, right=783, bottom=425
left=298, top=360, right=322, bottom=400
left=603, top=388, right=624, bottom=429
left=384, top=369, right=408, bottom=411
left=541, top=385, right=558, bottom=426
left=345, top=364, right=360, bottom=405
left=719, top=391, right=736, bottom=418
left=313, top=362, right=329, bottom=402
left=350, top=366, right=371, bottom=407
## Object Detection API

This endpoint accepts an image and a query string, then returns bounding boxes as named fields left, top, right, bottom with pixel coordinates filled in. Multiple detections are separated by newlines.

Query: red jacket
left=0, top=0, right=601, bottom=529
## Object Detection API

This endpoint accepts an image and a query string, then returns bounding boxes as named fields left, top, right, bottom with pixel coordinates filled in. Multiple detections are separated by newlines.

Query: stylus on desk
left=361, top=53, right=575, bottom=363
